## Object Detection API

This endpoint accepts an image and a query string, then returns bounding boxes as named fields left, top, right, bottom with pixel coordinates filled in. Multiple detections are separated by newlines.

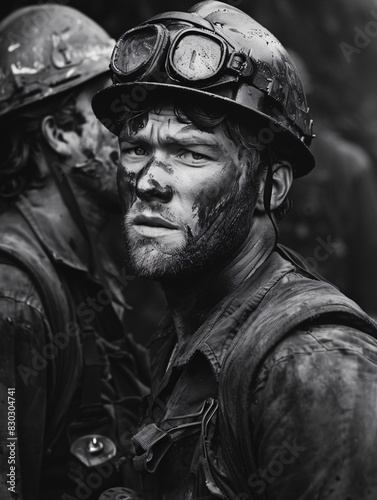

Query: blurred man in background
left=0, top=5, right=149, bottom=500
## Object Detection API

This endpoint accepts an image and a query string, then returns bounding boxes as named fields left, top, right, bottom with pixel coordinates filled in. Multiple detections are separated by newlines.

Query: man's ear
left=255, top=161, right=293, bottom=212
left=41, top=116, right=72, bottom=157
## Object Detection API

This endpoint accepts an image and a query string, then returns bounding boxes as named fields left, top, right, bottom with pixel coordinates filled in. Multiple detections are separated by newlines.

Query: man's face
left=66, top=77, right=120, bottom=209
left=118, top=104, right=260, bottom=280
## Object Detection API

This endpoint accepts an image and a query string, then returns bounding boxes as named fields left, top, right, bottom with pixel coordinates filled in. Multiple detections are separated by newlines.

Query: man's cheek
left=193, top=185, right=230, bottom=229
left=193, top=163, right=241, bottom=225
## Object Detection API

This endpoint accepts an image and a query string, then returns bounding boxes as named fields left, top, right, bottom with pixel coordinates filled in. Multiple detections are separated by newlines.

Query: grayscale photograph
left=1, top=1, right=377, bottom=499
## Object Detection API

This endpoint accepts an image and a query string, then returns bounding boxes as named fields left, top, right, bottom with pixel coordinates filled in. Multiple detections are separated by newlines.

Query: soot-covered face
left=118, top=103, right=260, bottom=280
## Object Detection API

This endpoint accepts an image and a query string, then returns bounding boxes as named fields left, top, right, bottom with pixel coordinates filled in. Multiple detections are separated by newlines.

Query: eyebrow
left=120, top=129, right=221, bottom=148
left=165, top=134, right=220, bottom=147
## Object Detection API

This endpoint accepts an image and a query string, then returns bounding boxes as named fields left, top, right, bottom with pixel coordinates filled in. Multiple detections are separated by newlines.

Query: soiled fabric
left=250, top=324, right=377, bottom=500
left=134, top=251, right=377, bottom=500
left=0, top=196, right=149, bottom=500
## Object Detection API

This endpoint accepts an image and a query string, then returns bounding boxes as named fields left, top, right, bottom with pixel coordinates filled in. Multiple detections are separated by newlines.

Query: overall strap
left=0, top=234, right=82, bottom=450
left=217, top=278, right=377, bottom=500
left=0, top=238, right=69, bottom=334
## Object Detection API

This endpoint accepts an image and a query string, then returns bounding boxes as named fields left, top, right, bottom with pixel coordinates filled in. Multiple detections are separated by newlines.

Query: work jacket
left=0, top=195, right=149, bottom=500
left=133, top=250, right=377, bottom=500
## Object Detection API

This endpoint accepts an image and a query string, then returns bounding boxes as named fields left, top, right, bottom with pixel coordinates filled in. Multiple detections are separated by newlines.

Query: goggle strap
left=227, top=52, right=253, bottom=78
left=265, top=150, right=279, bottom=254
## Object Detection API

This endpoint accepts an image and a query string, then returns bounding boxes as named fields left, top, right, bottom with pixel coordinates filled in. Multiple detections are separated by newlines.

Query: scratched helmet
left=92, top=0, right=315, bottom=177
left=0, top=4, right=114, bottom=116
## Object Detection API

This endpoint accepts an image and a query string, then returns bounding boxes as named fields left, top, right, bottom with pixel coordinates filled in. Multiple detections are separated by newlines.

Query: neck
left=68, top=180, right=109, bottom=238
left=26, top=153, right=110, bottom=263
left=162, top=215, right=276, bottom=345
left=48, top=151, right=110, bottom=237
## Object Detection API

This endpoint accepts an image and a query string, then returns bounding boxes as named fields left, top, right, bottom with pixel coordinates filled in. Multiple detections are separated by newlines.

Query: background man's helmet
left=0, top=4, right=114, bottom=116
left=92, top=0, right=315, bottom=177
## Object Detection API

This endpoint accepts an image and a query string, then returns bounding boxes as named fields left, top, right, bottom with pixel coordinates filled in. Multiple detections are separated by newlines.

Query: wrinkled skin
left=118, top=104, right=259, bottom=280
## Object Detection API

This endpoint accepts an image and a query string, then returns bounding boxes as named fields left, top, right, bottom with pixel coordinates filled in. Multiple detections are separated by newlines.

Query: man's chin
left=124, top=239, right=177, bottom=279
left=124, top=238, right=203, bottom=281
left=126, top=255, right=176, bottom=281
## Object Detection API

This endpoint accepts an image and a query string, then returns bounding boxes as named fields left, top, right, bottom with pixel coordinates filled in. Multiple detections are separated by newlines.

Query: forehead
left=139, top=103, right=178, bottom=125
left=119, top=101, right=223, bottom=142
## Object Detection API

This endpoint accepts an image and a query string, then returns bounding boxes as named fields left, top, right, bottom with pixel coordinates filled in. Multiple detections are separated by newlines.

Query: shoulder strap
left=217, top=277, right=377, bottom=500
left=0, top=244, right=67, bottom=334
left=0, top=233, right=82, bottom=449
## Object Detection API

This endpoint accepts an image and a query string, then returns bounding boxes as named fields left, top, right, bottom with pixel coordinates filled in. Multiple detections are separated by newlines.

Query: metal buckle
left=201, top=398, right=225, bottom=499
left=227, top=52, right=253, bottom=77
left=70, top=434, right=117, bottom=467
left=133, top=398, right=219, bottom=474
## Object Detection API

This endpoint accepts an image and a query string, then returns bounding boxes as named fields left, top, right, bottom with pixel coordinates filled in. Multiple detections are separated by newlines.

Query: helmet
left=0, top=4, right=114, bottom=116
left=92, top=0, right=315, bottom=177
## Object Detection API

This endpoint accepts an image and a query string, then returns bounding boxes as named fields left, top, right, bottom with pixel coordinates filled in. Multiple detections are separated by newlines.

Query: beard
left=122, top=173, right=258, bottom=282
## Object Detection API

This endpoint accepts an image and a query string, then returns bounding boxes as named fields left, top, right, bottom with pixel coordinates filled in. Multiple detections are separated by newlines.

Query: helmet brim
left=92, top=82, right=314, bottom=178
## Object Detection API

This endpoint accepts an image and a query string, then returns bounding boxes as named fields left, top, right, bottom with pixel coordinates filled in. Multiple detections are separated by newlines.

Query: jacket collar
left=17, top=194, right=89, bottom=272
left=16, top=194, right=120, bottom=285
left=150, top=251, right=295, bottom=389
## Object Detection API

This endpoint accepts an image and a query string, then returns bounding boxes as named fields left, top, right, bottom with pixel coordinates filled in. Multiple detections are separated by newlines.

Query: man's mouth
left=131, top=214, right=180, bottom=237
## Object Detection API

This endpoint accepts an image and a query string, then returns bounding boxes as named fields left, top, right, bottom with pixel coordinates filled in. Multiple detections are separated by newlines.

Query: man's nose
left=136, top=160, right=173, bottom=203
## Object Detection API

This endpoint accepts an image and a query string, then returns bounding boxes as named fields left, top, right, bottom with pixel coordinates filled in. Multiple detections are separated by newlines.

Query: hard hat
left=0, top=4, right=114, bottom=116
left=92, top=0, right=315, bottom=177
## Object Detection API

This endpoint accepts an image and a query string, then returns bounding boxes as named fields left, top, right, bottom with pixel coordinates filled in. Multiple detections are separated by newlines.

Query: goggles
left=110, top=21, right=254, bottom=88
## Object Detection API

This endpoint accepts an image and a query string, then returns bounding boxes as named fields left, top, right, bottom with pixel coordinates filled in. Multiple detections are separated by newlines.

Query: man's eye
left=179, top=150, right=207, bottom=161
left=192, top=152, right=205, bottom=160
left=122, top=146, right=148, bottom=156
left=133, top=147, right=147, bottom=156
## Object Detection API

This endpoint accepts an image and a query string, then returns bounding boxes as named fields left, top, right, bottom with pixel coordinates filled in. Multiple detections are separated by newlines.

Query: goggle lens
left=170, top=33, right=224, bottom=82
left=111, top=25, right=237, bottom=86
left=114, top=27, right=159, bottom=76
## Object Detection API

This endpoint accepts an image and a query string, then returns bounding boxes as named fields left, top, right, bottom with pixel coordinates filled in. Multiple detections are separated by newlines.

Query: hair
left=0, top=89, right=86, bottom=203
left=121, top=98, right=291, bottom=221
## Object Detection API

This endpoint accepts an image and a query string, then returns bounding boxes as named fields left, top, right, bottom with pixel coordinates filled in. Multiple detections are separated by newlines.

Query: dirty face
left=66, top=78, right=120, bottom=210
left=118, top=104, right=260, bottom=280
